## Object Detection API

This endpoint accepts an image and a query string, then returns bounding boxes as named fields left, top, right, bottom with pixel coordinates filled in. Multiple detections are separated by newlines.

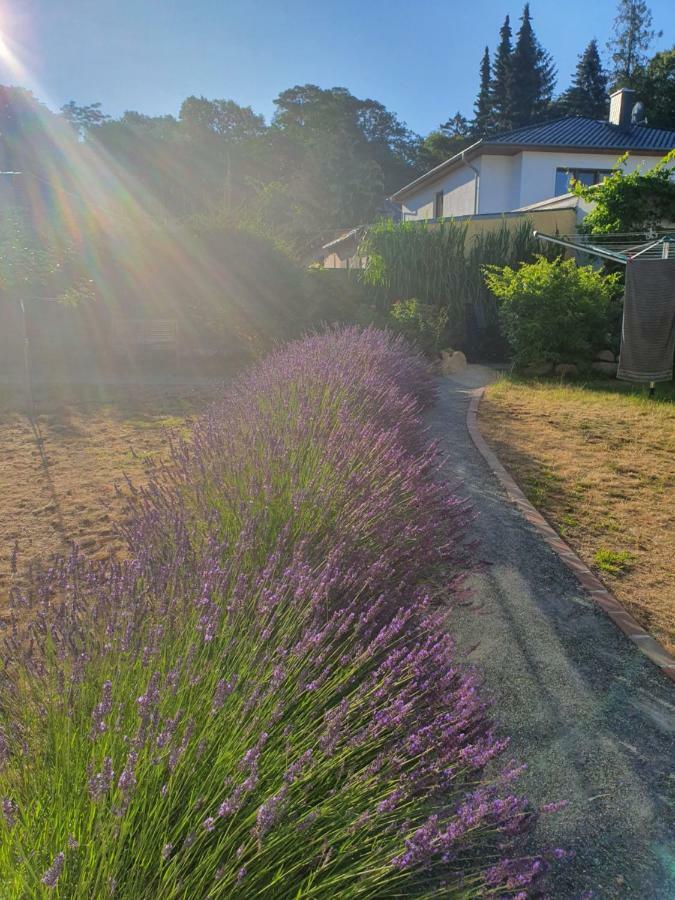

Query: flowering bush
left=0, top=328, right=561, bottom=896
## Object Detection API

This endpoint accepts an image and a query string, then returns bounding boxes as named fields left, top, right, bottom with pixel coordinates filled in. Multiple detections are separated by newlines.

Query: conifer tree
left=560, top=39, right=609, bottom=118
left=490, top=15, right=514, bottom=133
left=509, top=3, right=556, bottom=128
left=472, top=46, right=493, bottom=136
left=607, top=0, right=660, bottom=86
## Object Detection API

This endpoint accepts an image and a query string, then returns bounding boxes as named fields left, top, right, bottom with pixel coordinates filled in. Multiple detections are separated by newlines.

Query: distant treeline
left=0, top=2, right=671, bottom=259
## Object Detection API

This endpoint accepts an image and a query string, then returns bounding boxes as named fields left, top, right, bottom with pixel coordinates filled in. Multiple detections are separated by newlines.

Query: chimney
left=609, top=88, right=636, bottom=129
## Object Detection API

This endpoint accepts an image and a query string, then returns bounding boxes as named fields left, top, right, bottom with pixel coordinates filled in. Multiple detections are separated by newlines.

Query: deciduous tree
left=61, top=101, right=109, bottom=137
left=632, top=47, right=675, bottom=128
left=179, top=96, right=266, bottom=141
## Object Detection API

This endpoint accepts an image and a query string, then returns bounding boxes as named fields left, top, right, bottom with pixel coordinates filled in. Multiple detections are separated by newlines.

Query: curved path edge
left=467, top=385, right=675, bottom=683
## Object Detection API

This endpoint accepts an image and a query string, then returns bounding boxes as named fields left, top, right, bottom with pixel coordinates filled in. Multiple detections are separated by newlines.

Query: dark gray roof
left=490, top=116, right=675, bottom=151
left=392, top=116, right=674, bottom=201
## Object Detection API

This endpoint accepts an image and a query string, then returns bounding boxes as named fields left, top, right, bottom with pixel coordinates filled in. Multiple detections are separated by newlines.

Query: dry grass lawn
left=480, top=376, right=675, bottom=655
left=0, top=381, right=225, bottom=602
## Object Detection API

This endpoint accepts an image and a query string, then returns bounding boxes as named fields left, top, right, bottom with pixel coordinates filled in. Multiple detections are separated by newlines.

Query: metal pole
left=631, top=237, right=665, bottom=259
left=532, top=231, right=627, bottom=264
left=19, top=298, right=36, bottom=419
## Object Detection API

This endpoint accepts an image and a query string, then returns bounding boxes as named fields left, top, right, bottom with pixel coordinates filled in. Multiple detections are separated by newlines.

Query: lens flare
left=0, top=23, right=27, bottom=81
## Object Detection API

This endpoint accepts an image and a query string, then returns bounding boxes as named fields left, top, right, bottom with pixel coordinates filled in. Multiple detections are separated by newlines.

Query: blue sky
left=1, top=0, right=672, bottom=135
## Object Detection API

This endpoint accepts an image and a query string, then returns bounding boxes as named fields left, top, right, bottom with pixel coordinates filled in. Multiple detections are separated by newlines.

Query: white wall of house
left=516, top=150, right=660, bottom=208
left=477, top=155, right=520, bottom=213
left=401, top=164, right=477, bottom=220
left=400, top=149, right=665, bottom=221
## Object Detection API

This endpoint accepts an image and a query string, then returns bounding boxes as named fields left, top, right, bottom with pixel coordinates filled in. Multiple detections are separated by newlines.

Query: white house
left=393, top=89, right=675, bottom=221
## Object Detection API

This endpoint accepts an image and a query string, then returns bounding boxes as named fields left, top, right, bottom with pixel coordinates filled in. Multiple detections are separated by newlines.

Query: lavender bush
left=0, top=328, right=561, bottom=896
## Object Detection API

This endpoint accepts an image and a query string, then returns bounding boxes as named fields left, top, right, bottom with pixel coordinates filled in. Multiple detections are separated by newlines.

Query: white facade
left=400, top=149, right=664, bottom=222
left=401, top=165, right=477, bottom=220
left=517, top=150, right=658, bottom=209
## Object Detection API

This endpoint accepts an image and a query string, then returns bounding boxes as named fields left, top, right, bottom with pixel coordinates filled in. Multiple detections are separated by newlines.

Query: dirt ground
left=0, top=379, right=226, bottom=600
left=479, top=376, right=675, bottom=655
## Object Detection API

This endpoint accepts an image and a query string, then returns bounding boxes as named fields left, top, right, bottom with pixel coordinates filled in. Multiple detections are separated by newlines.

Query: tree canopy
left=558, top=39, right=608, bottom=119
left=490, top=15, right=514, bottom=133
left=0, top=0, right=671, bottom=256
left=472, top=47, right=493, bottom=137
left=509, top=3, right=556, bottom=127
left=472, top=4, right=556, bottom=135
left=631, top=46, right=675, bottom=128
left=607, top=0, right=661, bottom=86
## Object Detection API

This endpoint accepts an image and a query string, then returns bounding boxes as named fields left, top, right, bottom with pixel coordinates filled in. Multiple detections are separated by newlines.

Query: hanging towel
left=617, top=258, right=675, bottom=383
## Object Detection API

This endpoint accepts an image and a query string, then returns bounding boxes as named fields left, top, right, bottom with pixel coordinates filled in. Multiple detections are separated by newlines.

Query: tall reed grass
left=359, top=219, right=555, bottom=343
left=0, top=328, right=563, bottom=897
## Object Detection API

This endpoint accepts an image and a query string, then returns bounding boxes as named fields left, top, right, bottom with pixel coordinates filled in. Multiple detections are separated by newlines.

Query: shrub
left=484, top=256, right=622, bottom=367
left=389, top=298, right=449, bottom=355
left=0, top=328, right=561, bottom=897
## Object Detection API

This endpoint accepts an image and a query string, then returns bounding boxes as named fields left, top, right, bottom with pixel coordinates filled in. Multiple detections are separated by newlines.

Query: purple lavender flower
left=541, top=800, right=568, bottom=814
left=211, top=678, right=234, bottom=713
left=254, top=788, right=287, bottom=840
left=2, top=798, right=16, bottom=828
left=2, top=328, right=561, bottom=897
left=40, top=852, right=65, bottom=888
left=90, top=680, right=113, bottom=740
left=117, top=751, right=138, bottom=795
left=182, top=831, right=196, bottom=851
left=88, top=757, right=114, bottom=801
left=283, top=749, right=313, bottom=784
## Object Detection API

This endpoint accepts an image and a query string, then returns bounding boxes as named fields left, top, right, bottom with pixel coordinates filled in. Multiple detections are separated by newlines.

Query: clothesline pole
left=531, top=231, right=627, bottom=264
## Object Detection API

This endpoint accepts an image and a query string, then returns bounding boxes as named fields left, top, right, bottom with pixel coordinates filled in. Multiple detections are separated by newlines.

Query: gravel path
left=427, top=369, right=674, bottom=899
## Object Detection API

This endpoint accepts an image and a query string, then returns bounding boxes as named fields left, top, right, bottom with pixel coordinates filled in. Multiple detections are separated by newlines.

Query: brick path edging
left=467, top=386, right=675, bottom=683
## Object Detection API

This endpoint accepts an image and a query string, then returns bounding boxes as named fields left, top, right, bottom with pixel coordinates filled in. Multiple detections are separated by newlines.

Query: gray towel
left=617, top=258, right=675, bottom=383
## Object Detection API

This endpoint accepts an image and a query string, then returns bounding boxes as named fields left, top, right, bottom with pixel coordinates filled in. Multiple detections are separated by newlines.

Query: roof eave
left=392, top=140, right=484, bottom=201
left=489, top=141, right=670, bottom=155
left=393, top=139, right=671, bottom=202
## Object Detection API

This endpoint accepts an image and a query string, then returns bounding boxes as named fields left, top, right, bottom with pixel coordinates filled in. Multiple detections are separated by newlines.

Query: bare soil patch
left=479, top=376, right=675, bottom=655
left=0, top=380, right=225, bottom=601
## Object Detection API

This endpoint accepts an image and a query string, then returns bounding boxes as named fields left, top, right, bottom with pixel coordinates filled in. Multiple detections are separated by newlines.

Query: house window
left=434, top=190, right=444, bottom=219
left=555, top=167, right=613, bottom=196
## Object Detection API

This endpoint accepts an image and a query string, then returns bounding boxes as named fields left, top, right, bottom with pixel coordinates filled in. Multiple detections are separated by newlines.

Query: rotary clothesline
left=533, top=230, right=675, bottom=394
left=533, top=230, right=673, bottom=263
